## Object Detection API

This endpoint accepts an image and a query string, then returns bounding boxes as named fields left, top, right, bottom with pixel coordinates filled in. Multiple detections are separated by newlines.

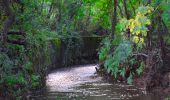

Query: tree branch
left=123, top=0, right=129, bottom=19
left=7, top=39, right=26, bottom=45
left=132, top=53, right=149, bottom=58
left=7, top=31, right=26, bottom=36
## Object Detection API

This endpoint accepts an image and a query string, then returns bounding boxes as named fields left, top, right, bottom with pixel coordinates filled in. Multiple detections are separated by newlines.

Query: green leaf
left=137, top=62, right=144, bottom=75
left=120, top=68, right=126, bottom=78
left=23, top=61, right=33, bottom=71
left=127, top=73, right=133, bottom=84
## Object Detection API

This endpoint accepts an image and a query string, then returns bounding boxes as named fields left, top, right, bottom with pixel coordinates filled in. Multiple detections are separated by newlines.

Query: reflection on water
left=30, top=64, right=160, bottom=100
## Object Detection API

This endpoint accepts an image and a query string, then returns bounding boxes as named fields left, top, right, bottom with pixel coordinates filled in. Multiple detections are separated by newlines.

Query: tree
left=1, top=0, right=15, bottom=48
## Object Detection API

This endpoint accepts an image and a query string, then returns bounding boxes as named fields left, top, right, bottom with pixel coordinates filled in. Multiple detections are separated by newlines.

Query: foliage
left=153, top=0, right=170, bottom=27
left=31, top=74, right=41, bottom=89
left=98, top=5, right=157, bottom=84
left=0, top=0, right=86, bottom=97
left=98, top=6, right=150, bottom=84
left=98, top=37, right=111, bottom=61
left=104, top=41, right=132, bottom=78
left=0, top=0, right=170, bottom=98
left=77, top=0, right=112, bottom=29
left=0, top=0, right=55, bottom=98
left=0, top=52, right=14, bottom=72
left=128, top=6, right=153, bottom=45
left=4, top=73, right=27, bottom=87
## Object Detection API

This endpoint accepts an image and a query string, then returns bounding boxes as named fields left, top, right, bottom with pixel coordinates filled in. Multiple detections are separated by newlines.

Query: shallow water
left=30, top=64, right=160, bottom=100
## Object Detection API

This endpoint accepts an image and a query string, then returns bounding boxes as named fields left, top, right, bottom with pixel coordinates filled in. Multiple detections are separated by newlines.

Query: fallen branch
left=7, top=31, right=26, bottom=36
left=7, top=39, right=26, bottom=45
left=132, top=53, right=148, bottom=58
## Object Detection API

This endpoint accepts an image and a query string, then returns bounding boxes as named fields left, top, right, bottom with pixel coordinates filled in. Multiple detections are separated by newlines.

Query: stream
left=30, top=64, right=160, bottom=100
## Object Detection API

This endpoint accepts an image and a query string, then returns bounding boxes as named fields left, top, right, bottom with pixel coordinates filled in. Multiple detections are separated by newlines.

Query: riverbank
left=97, top=64, right=170, bottom=99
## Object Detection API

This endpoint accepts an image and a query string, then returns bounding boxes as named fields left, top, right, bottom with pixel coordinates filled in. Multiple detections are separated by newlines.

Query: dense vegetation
left=0, top=0, right=169, bottom=99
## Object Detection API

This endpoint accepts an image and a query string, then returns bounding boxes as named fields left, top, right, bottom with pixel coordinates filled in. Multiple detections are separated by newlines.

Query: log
left=7, top=39, right=26, bottom=45
left=7, top=31, right=26, bottom=36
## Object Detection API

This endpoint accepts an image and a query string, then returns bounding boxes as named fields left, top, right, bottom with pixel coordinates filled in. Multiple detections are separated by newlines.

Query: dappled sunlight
left=31, top=65, right=160, bottom=100
left=46, top=64, right=101, bottom=92
left=0, top=0, right=169, bottom=99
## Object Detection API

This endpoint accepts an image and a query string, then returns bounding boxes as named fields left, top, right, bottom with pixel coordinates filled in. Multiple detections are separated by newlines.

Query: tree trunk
left=123, top=0, right=131, bottom=38
left=158, top=15, right=165, bottom=60
left=111, top=0, right=117, bottom=37
left=117, top=4, right=123, bottom=17
left=123, top=0, right=129, bottom=19
left=1, top=0, right=15, bottom=48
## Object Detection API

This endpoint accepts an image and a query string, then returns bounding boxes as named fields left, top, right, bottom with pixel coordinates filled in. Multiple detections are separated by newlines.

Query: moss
left=51, top=38, right=62, bottom=60
left=52, top=38, right=61, bottom=50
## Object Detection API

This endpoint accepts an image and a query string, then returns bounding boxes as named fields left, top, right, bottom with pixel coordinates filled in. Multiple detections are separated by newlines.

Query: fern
left=136, top=62, right=144, bottom=75
left=0, top=52, right=13, bottom=71
left=98, top=37, right=111, bottom=61
left=104, top=41, right=132, bottom=78
left=127, top=73, right=133, bottom=84
left=120, top=67, right=126, bottom=78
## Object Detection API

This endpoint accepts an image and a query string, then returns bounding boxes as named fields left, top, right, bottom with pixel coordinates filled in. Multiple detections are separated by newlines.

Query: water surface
left=31, top=64, right=160, bottom=100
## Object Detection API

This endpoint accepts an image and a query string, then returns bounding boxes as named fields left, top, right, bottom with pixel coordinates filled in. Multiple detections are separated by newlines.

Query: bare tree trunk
left=123, top=0, right=131, bottom=38
left=123, top=0, right=129, bottom=19
left=1, top=0, right=15, bottom=48
left=117, top=3, right=123, bottom=17
left=147, top=26, right=152, bottom=50
left=111, top=0, right=117, bottom=37
left=157, top=15, right=165, bottom=60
